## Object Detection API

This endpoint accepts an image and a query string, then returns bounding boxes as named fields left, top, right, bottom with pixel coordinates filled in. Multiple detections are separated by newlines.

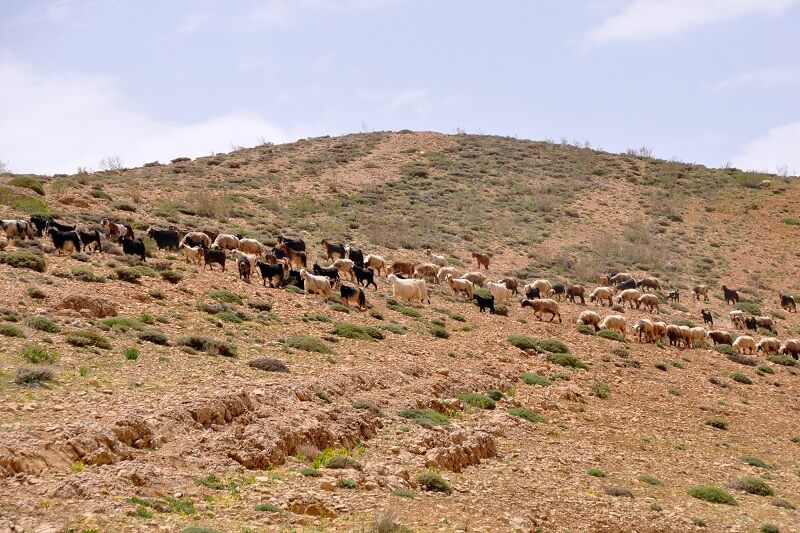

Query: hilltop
left=0, top=131, right=799, bottom=532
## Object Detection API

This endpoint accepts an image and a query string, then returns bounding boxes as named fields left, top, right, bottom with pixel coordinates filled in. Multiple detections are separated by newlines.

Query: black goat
left=313, top=263, right=340, bottom=285
left=667, top=290, right=679, bottom=302
left=616, top=278, right=637, bottom=292
left=721, top=285, right=739, bottom=304
left=49, top=228, right=81, bottom=254
left=256, top=261, right=287, bottom=287
left=525, top=286, right=540, bottom=300
left=780, top=293, right=796, bottom=312
left=285, top=269, right=304, bottom=289
left=701, top=309, right=713, bottom=325
left=78, top=230, right=102, bottom=253
left=472, top=293, right=495, bottom=314
left=551, top=283, right=565, bottom=300
left=146, top=227, right=180, bottom=250
left=348, top=247, right=364, bottom=267
left=353, top=266, right=377, bottom=290
left=203, top=248, right=225, bottom=271
left=118, top=236, right=146, bottom=262
left=340, top=284, right=367, bottom=311
left=278, top=235, right=305, bottom=252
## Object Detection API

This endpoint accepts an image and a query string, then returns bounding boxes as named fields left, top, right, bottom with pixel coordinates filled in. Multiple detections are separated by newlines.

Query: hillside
left=1, top=131, right=799, bottom=533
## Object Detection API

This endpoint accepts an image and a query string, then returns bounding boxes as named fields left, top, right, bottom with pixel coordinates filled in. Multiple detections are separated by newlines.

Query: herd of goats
left=2, top=215, right=799, bottom=360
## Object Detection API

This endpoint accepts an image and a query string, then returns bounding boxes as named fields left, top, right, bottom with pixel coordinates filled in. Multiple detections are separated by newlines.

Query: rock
left=319, top=478, right=336, bottom=491
left=56, top=295, right=117, bottom=318
left=286, top=496, right=337, bottom=518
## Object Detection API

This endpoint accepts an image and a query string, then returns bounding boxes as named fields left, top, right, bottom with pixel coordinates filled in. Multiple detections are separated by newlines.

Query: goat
left=388, top=260, right=414, bottom=278
left=146, top=227, right=179, bottom=250
left=238, top=256, right=251, bottom=283
left=1, top=220, right=36, bottom=240
left=565, top=284, right=585, bottom=304
left=78, top=229, right=102, bottom=253
left=332, top=258, right=356, bottom=282
left=256, top=260, right=288, bottom=288
left=729, top=310, right=746, bottom=329
left=48, top=227, right=81, bottom=254
left=387, top=274, right=425, bottom=303
left=692, top=285, right=709, bottom=302
left=425, top=249, right=447, bottom=267
left=667, top=290, right=679, bottom=302
left=701, top=309, right=713, bottom=325
left=473, top=293, right=495, bottom=313
left=280, top=244, right=307, bottom=269
left=472, top=252, right=491, bottom=270
left=437, top=266, right=460, bottom=284
left=486, top=281, right=513, bottom=303
left=498, top=277, right=519, bottom=295
left=278, top=235, right=305, bottom=252
left=549, top=283, right=565, bottom=301
left=300, top=269, right=332, bottom=296
left=460, top=271, right=486, bottom=287
left=321, top=239, right=346, bottom=260
left=615, top=278, right=637, bottom=293
left=203, top=248, right=226, bottom=271
left=525, top=286, right=541, bottom=300
left=347, top=246, right=365, bottom=267
left=102, top=219, right=134, bottom=240
left=353, top=266, right=377, bottom=290
left=780, top=293, right=797, bottom=312
left=445, top=275, right=473, bottom=300
left=313, top=263, right=340, bottom=285
left=340, top=284, right=367, bottom=311
left=179, top=243, right=204, bottom=265
left=364, top=254, right=386, bottom=276
left=118, top=237, right=146, bottom=262
left=721, top=285, right=739, bottom=304
left=414, top=262, right=440, bottom=284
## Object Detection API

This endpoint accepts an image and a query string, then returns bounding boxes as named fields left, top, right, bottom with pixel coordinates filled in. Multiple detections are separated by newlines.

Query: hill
left=1, top=131, right=799, bottom=532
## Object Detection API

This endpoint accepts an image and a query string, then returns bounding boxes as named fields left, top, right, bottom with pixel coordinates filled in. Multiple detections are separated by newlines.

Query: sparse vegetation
left=688, top=486, right=737, bottom=505
left=21, top=344, right=58, bottom=364
left=13, top=366, right=56, bottom=386
left=248, top=357, right=289, bottom=372
left=399, top=408, right=450, bottom=426
left=24, top=315, right=59, bottom=333
left=0, top=250, right=46, bottom=272
left=507, top=407, right=546, bottom=423
left=177, top=336, right=236, bottom=356
left=457, top=392, right=495, bottom=410
left=66, top=330, right=111, bottom=349
left=521, top=372, right=551, bottom=386
left=705, top=418, right=728, bottom=430
left=285, top=334, right=332, bottom=353
left=733, top=476, right=773, bottom=496
left=597, top=329, right=625, bottom=342
left=0, top=323, right=24, bottom=338
left=587, top=468, right=606, bottom=477
left=547, top=352, right=588, bottom=369
left=416, top=471, right=452, bottom=495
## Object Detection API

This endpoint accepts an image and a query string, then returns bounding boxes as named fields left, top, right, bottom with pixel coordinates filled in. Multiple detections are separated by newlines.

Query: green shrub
left=687, top=486, right=737, bottom=505
left=587, top=468, right=606, bottom=477
left=300, top=467, right=320, bottom=477
left=160, top=270, right=182, bottom=284
left=9, top=176, right=45, bottom=195
left=705, top=418, right=728, bottom=430
left=536, top=339, right=571, bottom=353
left=399, top=408, right=449, bottom=426
left=773, top=498, right=795, bottom=510
left=771, top=310, right=786, bottom=320
left=521, top=372, right=551, bottom=386
left=139, top=328, right=168, bottom=345
left=741, top=455, right=769, bottom=468
left=591, top=382, right=611, bottom=399
left=315, top=390, right=332, bottom=403
left=783, top=217, right=800, bottom=226
left=734, top=301, right=761, bottom=316
left=338, top=478, right=358, bottom=489
left=0, top=251, right=46, bottom=272
left=486, top=389, right=504, bottom=401
left=731, top=372, right=752, bottom=384
left=768, top=355, right=797, bottom=366
left=457, top=392, right=495, bottom=410
left=734, top=476, right=773, bottom=496
left=253, top=502, right=282, bottom=512
left=21, top=344, right=58, bottom=364
left=0, top=323, right=24, bottom=337
left=285, top=335, right=332, bottom=353
left=429, top=323, right=450, bottom=338
left=392, top=488, right=416, bottom=498
left=369, top=309, right=384, bottom=320
left=417, top=471, right=452, bottom=495
left=715, top=344, right=737, bottom=357
left=637, top=474, right=662, bottom=486
left=726, top=352, right=757, bottom=366
left=114, top=267, right=141, bottom=283
left=577, top=324, right=595, bottom=335
left=177, top=336, right=236, bottom=356
left=387, top=302, right=421, bottom=318
left=248, top=300, right=272, bottom=312
left=216, top=310, right=242, bottom=323
left=758, top=365, right=774, bottom=374
left=26, top=286, right=47, bottom=299
left=330, top=303, right=350, bottom=313
left=760, top=525, right=779, bottom=533
left=102, top=316, right=145, bottom=331
left=70, top=267, right=106, bottom=283
left=507, top=407, right=546, bottom=423
left=507, top=335, right=538, bottom=350
left=66, top=330, right=111, bottom=349
left=248, top=357, right=289, bottom=373
left=547, top=352, right=588, bottom=369
left=24, top=315, right=59, bottom=333
left=124, top=347, right=139, bottom=361
left=208, top=289, right=243, bottom=304
left=378, top=323, right=406, bottom=335
left=332, top=322, right=374, bottom=340
left=326, top=455, right=363, bottom=471
left=598, top=329, right=625, bottom=342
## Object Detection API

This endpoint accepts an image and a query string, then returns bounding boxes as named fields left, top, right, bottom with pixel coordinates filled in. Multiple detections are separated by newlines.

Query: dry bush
left=182, top=191, right=231, bottom=220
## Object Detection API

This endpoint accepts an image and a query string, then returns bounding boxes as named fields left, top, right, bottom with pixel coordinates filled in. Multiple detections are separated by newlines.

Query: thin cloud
left=247, top=0, right=399, bottom=26
left=732, top=121, right=800, bottom=175
left=588, top=0, right=799, bottom=44
left=0, top=58, right=304, bottom=174
left=713, top=67, right=800, bottom=91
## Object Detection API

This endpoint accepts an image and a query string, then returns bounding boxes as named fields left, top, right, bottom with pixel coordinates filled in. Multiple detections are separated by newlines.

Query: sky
left=1, top=0, right=799, bottom=175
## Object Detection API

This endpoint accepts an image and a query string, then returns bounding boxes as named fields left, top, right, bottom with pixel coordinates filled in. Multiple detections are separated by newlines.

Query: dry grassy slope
left=0, top=131, right=799, bottom=533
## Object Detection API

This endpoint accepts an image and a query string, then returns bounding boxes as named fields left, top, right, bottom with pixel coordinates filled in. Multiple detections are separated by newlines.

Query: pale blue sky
left=1, top=0, right=799, bottom=174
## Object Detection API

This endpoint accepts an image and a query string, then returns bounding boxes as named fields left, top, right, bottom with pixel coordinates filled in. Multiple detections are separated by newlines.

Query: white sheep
left=437, top=266, right=459, bottom=284
left=633, top=318, right=654, bottom=342
left=486, top=281, right=512, bottom=303
left=652, top=321, right=667, bottom=342
left=576, top=310, right=602, bottom=331
left=425, top=249, right=447, bottom=268
left=213, top=233, right=240, bottom=251
left=388, top=274, right=424, bottom=303
left=446, top=275, right=474, bottom=300
left=756, top=337, right=780, bottom=355
left=459, top=271, right=486, bottom=287
left=732, top=335, right=756, bottom=355
left=689, top=326, right=707, bottom=348
left=531, top=279, right=552, bottom=299
left=589, top=287, right=614, bottom=307
left=239, top=238, right=267, bottom=256
left=521, top=298, right=561, bottom=323
left=300, top=269, right=332, bottom=296
left=637, top=293, right=660, bottom=313
left=599, top=314, right=626, bottom=338
left=180, top=231, right=212, bottom=249
left=617, top=288, right=641, bottom=309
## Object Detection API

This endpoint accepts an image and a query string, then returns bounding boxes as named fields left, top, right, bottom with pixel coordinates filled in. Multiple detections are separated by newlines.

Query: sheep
left=472, top=251, right=491, bottom=270
left=637, top=293, right=660, bottom=313
left=701, top=309, right=713, bottom=325
left=589, top=287, right=614, bottom=307
left=180, top=231, right=211, bottom=249
left=706, top=330, right=733, bottom=346
left=721, top=285, right=739, bottom=304
left=203, top=248, right=225, bottom=271
left=411, top=279, right=430, bottom=304
left=732, top=335, right=756, bottom=355
left=473, top=293, right=495, bottom=313
left=525, top=286, right=541, bottom=300
left=300, top=269, right=332, bottom=296
left=388, top=260, right=414, bottom=278
left=565, top=284, right=586, bottom=304
left=347, top=246, right=364, bottom=267
left=779, top=339, right=800, bottom=359
left=633, top=318, right=654, bottom=342
left=609, top=272, right=632, bottom=284
left=48, top=228, right=81, bottom=254
left=179, top=244, right=204, bottom=265
left=340, top=284, right=367, bottom=311
left=446, top=275, right=474, bottom=300
left=437, top=266, right=459, bottom=284
left=692, top=284, right=709, bottom=302
left=617, top=288, right=642, bottom=309
left=353, top=266, right=377, bottom=290
left=460, top=271, right=486, bottom=287
left=312, top=263, right=339, bottom=285
left=756, top=337, right=780, bottom=355
left=101, top=219, right=134, bottom=240
left=146, top=227, right=180, bottom=250
left=522, top=298, right=561, bottom=323
left=689, top=327, right=707, bottom=348
left=615, top=278, right=637, bottom=293
left=747, top=316, right=777, bottom=334
left=780, top=293, right=797, bottom=312
left=364, top=254, right=386, bottom=276
left=239, top=238, right=267, bottom=256
left=213, top=233, right=240, bottom=252
left=277, top=236, right=305, bottom=251
left=332, top=258, right=356, bottom=282
left=758, top=179, right=771, bottom=189
left=387, top=274, right=424, bottom=303
left=321, top=239, right=346, bottom=260
left=678, top=326, right=693, bottom=348
left=637, top=277, right=661, bottom=291
left=78, top=229, right=102, bottom=253
left=280, top=244, right=307, bottom=269
left=576, top=310, right=602, bottom=331
left=530, top=279, right=552, bottom=300
left=498, top=276, right=519, bottom=295
left=599, top=314, right=626, bottom=338
left=549, top=283, right=565, bottom=301
left=667, top=290, right=680, bottom=302
left=237, top=256, right=251, bottom=283
left=652, top=321, right=668, bottom=342
left=486, top=281, right=513, bottom=303
left=1, top=220, right=36, bottom=240
left=729, top=310, right=746, bottom=329
left=256, top=260, right=288, bottom=288
left=425, top=249, right=447, bottom=267
left=597, top=275, right=610, bottom=286
left=413, top=262, right=440, bottom=284
left=666, top=324, right=682, bottom=347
